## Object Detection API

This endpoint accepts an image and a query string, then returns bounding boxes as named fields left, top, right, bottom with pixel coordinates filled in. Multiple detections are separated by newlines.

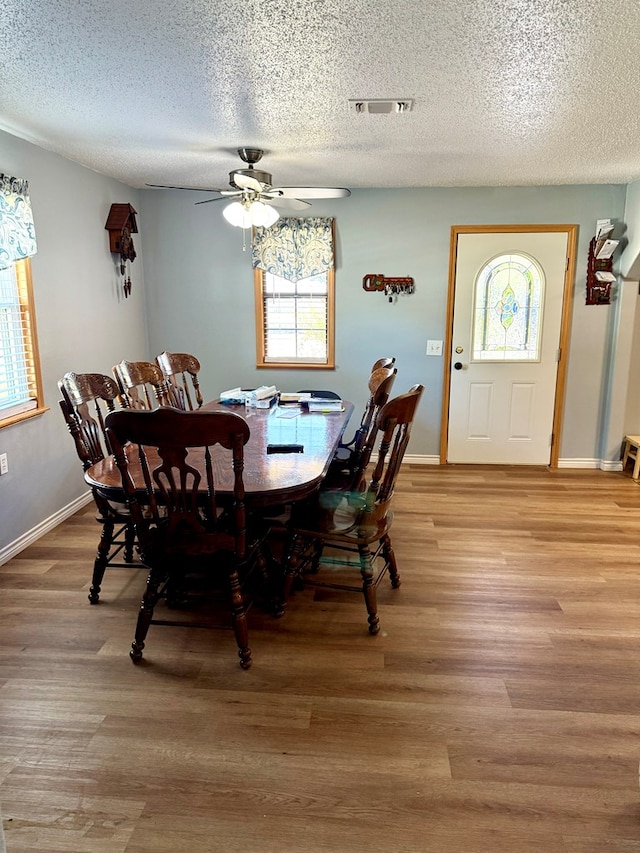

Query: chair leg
left=382, top=533, right=401, bottom=589
left=358, top=544, right=380, bottom=635
left=130, top=566, right=164, bottom=662
left=307, top=539, right=323, bottom=574
left=274, top=531, right=301, bottom=617
left=124, top=522, right=136, bottom=563
left=89, top=519, right=114, bottom=604
left=227, top=566, right=252, bottom=669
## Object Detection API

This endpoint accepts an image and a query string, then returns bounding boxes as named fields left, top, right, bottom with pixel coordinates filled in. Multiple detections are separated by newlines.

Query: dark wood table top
left=85, top=400, right=354, bottom=507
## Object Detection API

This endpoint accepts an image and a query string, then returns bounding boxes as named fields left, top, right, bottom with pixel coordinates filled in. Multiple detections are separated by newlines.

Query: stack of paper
left=595, top=239, right=619, bottom=260
left=595, top=219, right=615, bottom=241
left=279, top=392, right=311, bottom=404
left=254, top=385, right=277, bottom=400
left=594, top=220, right=619, bottom=259
left=308, top=400, right=344, bottom=413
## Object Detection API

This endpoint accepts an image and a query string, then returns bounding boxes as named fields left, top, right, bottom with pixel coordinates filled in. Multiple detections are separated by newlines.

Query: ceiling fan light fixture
left=223, top=201, right=251, bottom=228
left=251, top=201, right=279, bottom=228
left=222, top=199, right=279, bottom=229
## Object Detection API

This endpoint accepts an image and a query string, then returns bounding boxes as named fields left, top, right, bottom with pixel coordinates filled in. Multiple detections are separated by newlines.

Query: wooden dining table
left=85, top=399, right=354, bottom=509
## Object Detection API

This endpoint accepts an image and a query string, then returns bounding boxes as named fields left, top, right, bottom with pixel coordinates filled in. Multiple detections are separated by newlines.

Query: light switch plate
left=0, top=453, right=7, bottom=475
left=426, top=339, right=443, bottom=356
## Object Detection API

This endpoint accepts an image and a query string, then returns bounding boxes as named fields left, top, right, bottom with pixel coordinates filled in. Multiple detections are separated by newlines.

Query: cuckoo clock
left=105, top=203, right=138, bottom=297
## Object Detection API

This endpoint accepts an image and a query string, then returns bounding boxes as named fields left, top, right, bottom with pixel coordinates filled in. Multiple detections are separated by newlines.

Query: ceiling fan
left=146, top=147, right=351, bottom=228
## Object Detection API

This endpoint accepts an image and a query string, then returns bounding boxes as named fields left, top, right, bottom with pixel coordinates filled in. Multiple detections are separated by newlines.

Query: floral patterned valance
left=251, top=217, right=334, bottom=282
left=0, top=175, right=38, bottom=270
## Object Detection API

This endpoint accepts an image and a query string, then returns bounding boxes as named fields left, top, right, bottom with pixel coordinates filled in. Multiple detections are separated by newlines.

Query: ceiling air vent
left=349, top=99, right=414, bottom=114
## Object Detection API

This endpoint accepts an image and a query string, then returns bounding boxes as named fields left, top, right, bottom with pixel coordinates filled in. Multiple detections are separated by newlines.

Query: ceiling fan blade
left=270, top=187, right=351, bottom=199
left=145, top=183, right=227, bottom=193
left=232, top=174, right=264, bottom=193
left=264, top=195, right=311, bottom=210
left=194, top=196, right=238, bottom=205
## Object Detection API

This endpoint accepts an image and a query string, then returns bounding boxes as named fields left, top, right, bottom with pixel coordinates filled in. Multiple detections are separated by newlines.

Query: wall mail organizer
left=105, top=203, right=138, bottom=298
left=586, top=219, right=618, bottom=306
left=362, top=273, right=414, bottom=302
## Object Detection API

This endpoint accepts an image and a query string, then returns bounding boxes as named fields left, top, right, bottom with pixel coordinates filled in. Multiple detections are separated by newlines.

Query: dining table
left=84, top=399, right=354, bottom=509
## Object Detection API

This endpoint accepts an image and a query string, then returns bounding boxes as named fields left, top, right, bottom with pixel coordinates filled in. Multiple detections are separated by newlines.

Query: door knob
left=454, top=362, right=464, bottom=370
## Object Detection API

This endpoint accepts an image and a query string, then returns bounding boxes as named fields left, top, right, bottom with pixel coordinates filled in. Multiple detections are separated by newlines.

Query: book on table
left=279, top=392, right=311, bottom=405
left=307, top=399, right=344, bottom=413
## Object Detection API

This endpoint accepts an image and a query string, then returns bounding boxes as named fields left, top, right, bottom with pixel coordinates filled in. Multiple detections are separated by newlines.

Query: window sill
left=0, top=405, right=49, bottom=430
left=257, top=361, right=335, bottom=370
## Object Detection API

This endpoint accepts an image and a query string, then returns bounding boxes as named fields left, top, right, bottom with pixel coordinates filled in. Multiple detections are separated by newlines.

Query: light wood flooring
left=2, top=465, right=640, bottom=852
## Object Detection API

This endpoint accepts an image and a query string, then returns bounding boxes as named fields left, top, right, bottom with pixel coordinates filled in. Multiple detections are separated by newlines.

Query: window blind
left=0, top=261, right=39, bottom=419
left=262, top=272, right=329, bottom=363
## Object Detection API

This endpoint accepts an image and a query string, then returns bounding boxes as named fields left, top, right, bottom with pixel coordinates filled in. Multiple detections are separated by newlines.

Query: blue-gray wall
left=0, top=129, right=148, bottom=554
left=139, top=183, right=627, bottom=461
left=0, top=125, right=631, bottom=557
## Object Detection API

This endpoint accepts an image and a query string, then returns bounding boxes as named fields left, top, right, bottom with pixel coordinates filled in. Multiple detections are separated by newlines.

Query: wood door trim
left=439, top=224, right=578, bottom=467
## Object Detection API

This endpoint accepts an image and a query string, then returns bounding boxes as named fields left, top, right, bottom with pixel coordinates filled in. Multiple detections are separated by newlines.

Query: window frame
left=0, top=258, right=47, bottom=429
left=254, top=266, right=335, bottom=369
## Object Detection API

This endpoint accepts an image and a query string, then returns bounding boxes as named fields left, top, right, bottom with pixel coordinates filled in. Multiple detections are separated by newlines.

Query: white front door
left=447, top=230, right=570, bottom=464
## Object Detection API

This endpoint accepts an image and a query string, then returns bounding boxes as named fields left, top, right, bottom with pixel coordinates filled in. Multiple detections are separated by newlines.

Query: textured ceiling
left=3, top=0, right=640, bottom=191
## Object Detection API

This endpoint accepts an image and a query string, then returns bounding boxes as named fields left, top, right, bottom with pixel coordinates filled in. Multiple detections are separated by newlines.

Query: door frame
left=439, top=224, right=578, bottom=468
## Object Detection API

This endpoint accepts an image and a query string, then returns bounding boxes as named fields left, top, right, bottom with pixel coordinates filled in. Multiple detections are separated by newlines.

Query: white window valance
left=251, top=217, right=334, bottom=282
left=0, top=175, right=38, bottom=270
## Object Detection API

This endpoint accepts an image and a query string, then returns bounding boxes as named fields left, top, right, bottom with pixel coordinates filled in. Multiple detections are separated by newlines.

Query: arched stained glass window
left=471, top=253, right=544, bottom=362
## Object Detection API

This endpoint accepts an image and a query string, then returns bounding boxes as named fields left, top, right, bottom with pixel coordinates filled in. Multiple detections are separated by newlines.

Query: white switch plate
left=0, top=453, right=7, bottom=475
left=426, top=339, right=443, bottom=356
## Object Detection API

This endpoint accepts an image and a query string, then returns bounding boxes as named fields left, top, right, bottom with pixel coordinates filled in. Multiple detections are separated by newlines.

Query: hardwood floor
left=2, top=465, right=640, bottom=852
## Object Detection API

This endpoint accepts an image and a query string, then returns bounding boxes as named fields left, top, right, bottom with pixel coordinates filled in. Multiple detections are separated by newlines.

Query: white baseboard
left=557, top=458, right=624, bottom=471
left=0, top=491, right=94, bottom=566
left=599, top=460, right=624, bottom=472
left=402, top=454, right=441, bottom=465
left=557, top=458, right=600, bottom=469
left=403, top=455, right=624, bottom=471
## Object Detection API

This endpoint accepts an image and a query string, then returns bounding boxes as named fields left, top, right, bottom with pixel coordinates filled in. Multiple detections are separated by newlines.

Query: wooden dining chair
left=156, top=351, right=203, bottom=410
left=279, top=384, right=424, bottom=635
left=105, top=406, right=269, bottom=668
left=327, top=366, right=397, bottom=490
left=113, top=360, right=169, bottom=410
left=58, top=371, right=138, bottom=603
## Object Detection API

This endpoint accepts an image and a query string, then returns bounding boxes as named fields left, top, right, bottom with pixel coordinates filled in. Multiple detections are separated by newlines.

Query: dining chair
left=327, top=365, right=398, bottom=490
left=156, top=351, right=203, bottom=410
left=58, top=371, right=138, bottom=603
left=105, top=406, right=269, bottom=668
left=113, top=360, right=169, bottom=410
left=279, top=384, right=424, bottom=635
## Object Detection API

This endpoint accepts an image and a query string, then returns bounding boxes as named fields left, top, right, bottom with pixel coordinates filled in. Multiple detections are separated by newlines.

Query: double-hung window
left=0, top=259, right=45, bottom=427
left=254, top=268, right=334, bottom=367
left=253, top=217, right=335, bottom=369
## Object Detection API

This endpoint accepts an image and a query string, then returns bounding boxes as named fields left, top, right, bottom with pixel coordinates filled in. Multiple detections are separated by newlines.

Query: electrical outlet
left=426, top=339, right=443, bottom=356
left=0, top=453, right=7, bottom=475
